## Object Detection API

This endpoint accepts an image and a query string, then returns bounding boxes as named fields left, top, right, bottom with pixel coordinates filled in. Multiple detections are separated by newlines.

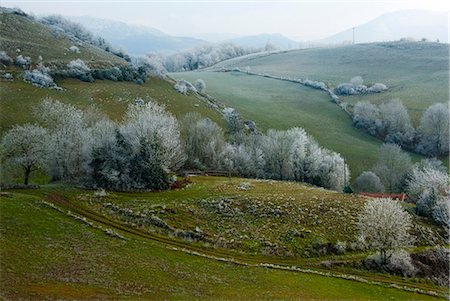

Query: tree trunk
left=24, top=166, right=31, bottom=186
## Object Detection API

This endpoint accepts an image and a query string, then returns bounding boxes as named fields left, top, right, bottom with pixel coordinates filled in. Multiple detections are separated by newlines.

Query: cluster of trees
left=406, top=163, right=449, bottom=230
left=335, top=76, right=387, bottom=95
left=1, top=99, right=184, bottom=190
left=1, top=99, right=349, bottom=192
left=353, top=100, right=449, bottom=156
left=52, top=59, right=149, bottom=84
left=353, top=143, right=449, bottom=230
left=181, top=111, right=349, bottom=191
left=145, top=43, right=262, bottom=73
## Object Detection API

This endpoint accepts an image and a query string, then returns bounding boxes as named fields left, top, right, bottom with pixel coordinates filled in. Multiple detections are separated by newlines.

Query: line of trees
left=144, top=42, right=263, bottom=73
left=1, top=99, right=349, bottom=192
left=353, top=100, right=449, bottom=157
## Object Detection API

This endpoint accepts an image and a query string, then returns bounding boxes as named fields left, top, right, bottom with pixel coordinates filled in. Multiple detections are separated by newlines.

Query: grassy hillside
left=0, top=10, right=125, bottom=67
left=0, top=10, right=223, bottom=135
left=0, top=76, right=223, bottom=134
left=172, top=71, right=423, bottom=177
left=211, top=42, right=449, bottom=123
left=1, top=176, right=446, bottom=300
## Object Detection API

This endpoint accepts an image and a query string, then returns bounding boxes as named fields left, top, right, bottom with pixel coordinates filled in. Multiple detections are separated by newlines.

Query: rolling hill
left=319, top=10, right=448, bottom=45
left=172, top=41, right=448, bottom=176
left=207, top=41, right=449, bottom=122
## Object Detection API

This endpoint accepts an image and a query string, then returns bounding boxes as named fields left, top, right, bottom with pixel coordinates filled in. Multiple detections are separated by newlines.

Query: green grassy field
left=172, top=71, right=424, bottom=178
left=1, top=176, right=446, bottom=300
left=0, top=75, right=223, bottom=133
left=211, top=42, right=449, bottom=123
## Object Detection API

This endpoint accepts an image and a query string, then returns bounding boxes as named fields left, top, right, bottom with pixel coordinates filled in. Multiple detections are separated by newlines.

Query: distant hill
left=68, top=16, right=208, bottom=55
left=230, top=33, right=298, bottom=49
left=319, top=10, right=448, bottom=44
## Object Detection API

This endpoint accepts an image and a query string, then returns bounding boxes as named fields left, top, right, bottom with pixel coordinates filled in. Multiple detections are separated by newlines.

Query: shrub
left=411, top=247, right=449, bottom=286
left=2, top=73, right=13, bottom=80
left=354, top=171, right=385, bottom=192
left=303, top=79, right=327, bottom=90
left=66, top=59, right=93, bottom=82
left=365, top=250, right=417, bottom=277
left=335, top=83, right=356, bottom=95
left=368, top=83, right=387, bottom=93
left=0, top=50, right=13, bottom=66
left=15, top=55, right=31, bottom=69
left=195, top=79, right=206, bottom=93
left=23, top=69, right=58, bottom=88
left=68, top=45, right=80, bottom=53
left=174, top=82, right=187, bottom=94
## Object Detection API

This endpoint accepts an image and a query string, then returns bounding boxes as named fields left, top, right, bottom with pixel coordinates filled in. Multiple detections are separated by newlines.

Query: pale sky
left=2, top=0, right=450, bottom=40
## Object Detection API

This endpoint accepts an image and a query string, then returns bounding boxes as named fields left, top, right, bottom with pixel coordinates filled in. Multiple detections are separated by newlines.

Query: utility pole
left=352, top=27, right=356, bottom=44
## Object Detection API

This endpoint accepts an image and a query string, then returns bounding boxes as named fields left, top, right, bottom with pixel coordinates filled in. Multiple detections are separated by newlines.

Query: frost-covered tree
left=379, top=99, right=414, bottom=147
left=194, top=79, right=206, bottom=93
left=372, top=143, right=412, bottom=193
left=263, top=129, right=295, bottom=180
left=223, top=107, right=244, bottom=138
left=0, top=124, right=48, bottom=185
left=225, top=137, right=265, bottom=178
left=358, top=198, right=413, bottom=264
left=406, top=164, right=448, bottom=201
left=121, top=101, right=185, bottom=171
left=34, top=99, right=88, bottom=181
left=354, top=171, right=385, bottom=193
left=181, top=113, right=225, bottom=170
left=353, top=101, right=381, bottom=136
left=406, top=164, right=449, bottom=229
left=416, top=103, right=449, bottom=156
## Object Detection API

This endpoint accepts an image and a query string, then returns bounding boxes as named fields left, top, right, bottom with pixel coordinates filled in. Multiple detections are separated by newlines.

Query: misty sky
left=3, top=0, right=449, bottom=40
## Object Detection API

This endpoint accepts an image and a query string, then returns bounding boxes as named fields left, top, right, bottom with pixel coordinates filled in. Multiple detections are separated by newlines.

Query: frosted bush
left=15, top=55, right=31, bottom=68
left=68, top=45, right=80, bottom=53
left=335, top=83, right=356, bottom=95
left=0, top=51, right=13, bottom=65
left=174, top=82, right=187, bottom=94
left=23, top=69, right=57, bottom=88
left=2, top=73, right=13, bottom=80
left=67, top=59, right=90, bottom=72
left=195, top=79, right=206, bottom=93
left=368, top=83, right=387, bottom=93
